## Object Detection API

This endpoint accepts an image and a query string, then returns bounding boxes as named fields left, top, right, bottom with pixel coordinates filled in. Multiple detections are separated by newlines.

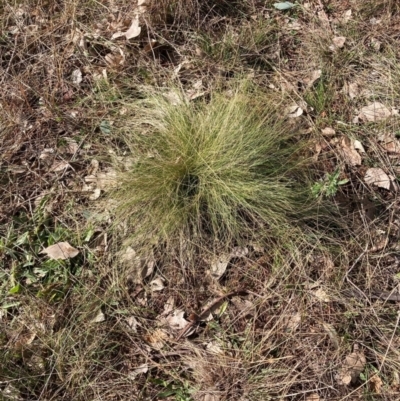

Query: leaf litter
left=338, top=137, right=362, bottom=166
left=364, top=168, right=391, bottom=190
left=338, top=349, right=366, bottom=385
left=41, top=242, right=79, bottom=260
left=355, top=102, right=398, bottom=123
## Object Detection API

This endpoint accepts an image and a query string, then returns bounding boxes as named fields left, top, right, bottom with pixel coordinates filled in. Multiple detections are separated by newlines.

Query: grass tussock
left=113, top=86, right=315, bottom=252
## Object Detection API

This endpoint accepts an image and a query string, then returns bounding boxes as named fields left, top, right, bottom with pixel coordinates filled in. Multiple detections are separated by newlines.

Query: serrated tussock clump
left=113, top=88, right=315, bottom=252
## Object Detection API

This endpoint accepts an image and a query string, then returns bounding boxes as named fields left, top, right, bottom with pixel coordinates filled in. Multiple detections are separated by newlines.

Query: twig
left=175, top=289, right=247, bottom=341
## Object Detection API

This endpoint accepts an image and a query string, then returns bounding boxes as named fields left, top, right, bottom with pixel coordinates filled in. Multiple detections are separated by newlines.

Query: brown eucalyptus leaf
left=41, top=242, right=79, bottom=260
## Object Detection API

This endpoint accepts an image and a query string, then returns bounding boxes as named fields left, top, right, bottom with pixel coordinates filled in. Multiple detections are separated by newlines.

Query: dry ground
left=2, top=1, right=400, bottom=400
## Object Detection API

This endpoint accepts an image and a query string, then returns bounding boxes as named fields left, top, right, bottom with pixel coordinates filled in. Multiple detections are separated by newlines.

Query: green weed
left=312, top=168, right=349, bottom=198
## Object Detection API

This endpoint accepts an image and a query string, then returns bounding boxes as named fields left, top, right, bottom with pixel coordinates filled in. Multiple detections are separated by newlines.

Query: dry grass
left=2, top=1, right=400, bottom=400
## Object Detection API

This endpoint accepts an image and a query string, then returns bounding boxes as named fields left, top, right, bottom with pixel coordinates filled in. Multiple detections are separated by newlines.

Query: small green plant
left=312, top=168, right=349, bottom=198
left=304, top=74, right=333, bottom=115
left=152, top=378, right=194, bottom=401
left=112, top=85, right=318, bottom=253
left=0, top=197, right=91, bottom=301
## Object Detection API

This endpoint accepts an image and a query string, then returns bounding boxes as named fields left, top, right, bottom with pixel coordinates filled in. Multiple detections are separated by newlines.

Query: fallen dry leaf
left=88, top=159, right=99, bottom=175
left=2, top=384, right=22, bottom=401
left=321, top=127, right=335, bottom=136
left=285, top=312, right=301, bottom=332
left=210, top=254, right=230, bottom=279
left=343, top=81, right=360, bottom=99
left=378, top=132, right=400, bottom=154
left=144, top=328, right=168, bottom=350
left=164, top=309, right=189, bottom=331
left=71, top=68, right=82, bottom=85
left=230, top=246, right=249, bottom=258
left=353, top=139, right=366, bottom=154
left=285, top=104, right=303, bottom=118
left=206, top=340, right=224, bottom=355
left=364, top=168, right=391, bottom=190
left=339, top=137, right=362, bottom=166
left=370, top=374, right=383, bottom=394
left=163, top=296, right=175, bottom=315
left=137, top=0, right=148, bottom=14
left=41, top=242, right=79, bottom=260
left=313, top=288, right=330, bottom=302
left=305, top=393, right=320, bottom=401
left=64, top=138, right=79, bottom=154
left=341, top=9, right=352, bottom=23
left=89, top=188, right=101, bottom=200
left=124, top=16, right=141, bottom=39
left=51, top=160, right=70, bottom=172
left=105, top=51, right=125, bottom=67
left=126, top=316, right=140, bottom=332
left=305, top=69, right=321, bottom=89
left=231, top=297, right=255, bottom=318
left=120, top=246, right=155, bottom=283
left=338, top=350, right=366, bottom=385
left=203, top=395, right=220, bottom=401
left=163, top=90, right=183, bottom=105
left=370, top=37, right=382, bottom=51
left=85, top=168, right=117, bottom=191
left=322, top=322, right=340, bottom=349
left=39, top=148, right=55, bottom=161
left=149, top=277, right=165, bottom=292
left=357, top=102, right=397, bottom=122
left=317, top=10, right=329, bottom=24
left=128, top=363, right=148, bottom=379
left=90, top=310, right=105, bottom=323
left=330, top=36, right=346, bottom=51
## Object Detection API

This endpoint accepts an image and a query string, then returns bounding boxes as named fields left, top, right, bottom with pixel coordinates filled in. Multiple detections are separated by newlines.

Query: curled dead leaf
left=285, top=312, right=301, bottom=332
left=128, top=363, right=148, bottom=379
left=353, top=139, right=366, bottom=154
left=322, top=322, right=340, bottom=349
left=144, top=328, right=168, bottom=350
left=89, top=188, right=101, bottom=200
left=338, top=351, right=366, bottom=385
left=210, top=254, right=230, bottom=279
left=124, top=16, right=141, bottom=39
left=149, top=277, right=165, bottom=292
left=164, top=309, right=189, bottom=331
left=343, top=81, right=360, bottom=99
left=339, top=137, right=362, bottom=166
left=330, top=36, right=346, bottom=51
left=304, top=69, right=321, bottom=89
left=51, top=160, right=70, bottom=172
left=341, top=9, right=352, bottom=23
left=90, top=310, right=105, bottom=323
left=206, top=340, right=224, bottom=355
left=285, top=104, right=303, bottom=118
left=71, top=68, right=82, bottom=85
left=313, top=288, right=330, bottom=302
left=370, top=374, right=383, bottom=394
left=126, top=316, right=140, bottom=332
left=230, top=246, right=249, bottom=258
left=321, top=127, right=335, bottom=136
left=378, top=132, right=400, bottom=154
